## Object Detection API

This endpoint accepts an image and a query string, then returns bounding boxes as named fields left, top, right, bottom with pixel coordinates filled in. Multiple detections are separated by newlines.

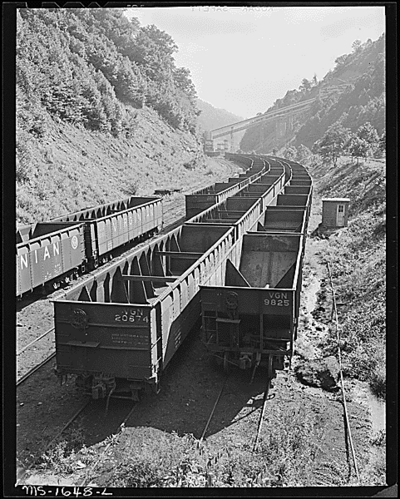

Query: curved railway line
left=16, top=162, right=241, bottom=387
left=15, top=153, right=383, bottom=488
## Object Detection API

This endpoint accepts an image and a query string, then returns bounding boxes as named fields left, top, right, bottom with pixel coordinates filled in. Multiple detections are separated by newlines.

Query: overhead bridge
left=210, top=98, right=315, bottom=140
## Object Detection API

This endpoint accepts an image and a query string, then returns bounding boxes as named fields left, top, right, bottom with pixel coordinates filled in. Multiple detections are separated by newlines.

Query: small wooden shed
left=322, top=198, right=350, bottom=228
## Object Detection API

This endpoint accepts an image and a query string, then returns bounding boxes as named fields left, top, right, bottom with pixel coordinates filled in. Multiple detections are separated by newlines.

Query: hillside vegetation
left=241, top=35, right=385, bottom=154
left=309, top=156, right=386, bottom=398
left=16, top=8, right=211, bottom=224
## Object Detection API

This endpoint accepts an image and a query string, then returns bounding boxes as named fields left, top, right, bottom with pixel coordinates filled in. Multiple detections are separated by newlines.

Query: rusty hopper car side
left=201, top=233, right=305, bottom=376
left=17, top=222, right=86, bottom=297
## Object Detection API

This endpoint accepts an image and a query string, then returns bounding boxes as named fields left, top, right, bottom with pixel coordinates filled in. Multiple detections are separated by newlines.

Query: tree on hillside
left=312, top=123, right=351, bottom=166
left=283, top=146, right=297, bottom=160
left=173, top=67, right=197, bottom=102
left=352, top=39, right=362, bottom=53
left=300, top=78, right=312, bottom=93
left=334, top=54, right=348, bottom=69
left=357, top=122, right=380, bottom=148
left=376, top=129, right=386, bottom=157
left=296, top=144, right=312, bottom=163
left=312, top=74, right=318, bottom=86
left=346, top=122, right=380, bottom=163
left=346, top=136, right=370, bottom=165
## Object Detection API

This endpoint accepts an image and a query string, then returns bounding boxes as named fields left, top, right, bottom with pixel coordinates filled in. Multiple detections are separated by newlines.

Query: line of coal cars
left=16, top=197, right=164, bottom=298
left=49, top=154, right=312, bottom=400
left=16, top=155, right=259, bottom=299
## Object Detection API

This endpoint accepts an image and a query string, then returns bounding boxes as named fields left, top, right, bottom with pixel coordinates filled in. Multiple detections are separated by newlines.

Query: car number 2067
left=114, top=309, right=149, bottom=322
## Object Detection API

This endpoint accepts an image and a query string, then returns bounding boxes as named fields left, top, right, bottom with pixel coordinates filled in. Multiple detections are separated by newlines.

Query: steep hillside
left=240, top=35, right=385, bottom=153
left=308, top=156, right=386, bottom=398
left=16, top=106, right=236, bottom=224
left=16, top=8, right=238, bottom=224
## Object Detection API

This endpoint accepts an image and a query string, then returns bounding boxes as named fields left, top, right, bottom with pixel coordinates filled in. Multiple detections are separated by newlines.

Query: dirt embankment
left=17, top=107, right=231, bottom=224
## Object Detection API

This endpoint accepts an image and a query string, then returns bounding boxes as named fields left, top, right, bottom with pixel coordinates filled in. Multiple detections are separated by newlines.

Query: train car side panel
left=55, top=302, right=157, bottom=382
left=17, top=223, right=86, bottom=296
left=17, top=246, right=32, bottom=296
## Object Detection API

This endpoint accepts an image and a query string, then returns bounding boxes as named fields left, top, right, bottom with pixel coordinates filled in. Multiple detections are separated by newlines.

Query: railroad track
left=198, top=368, right=274, bottom=449
left=17, top=326, right=54, bottom=357
left=17, top=352, right=56, bottom=387
left=253, top=378, right=272, bottom=452
left=17, top=382, right=138, bottom=485
left=17, top=326, right=56, bottom=386
left=78, top=403, right=137, bottom=487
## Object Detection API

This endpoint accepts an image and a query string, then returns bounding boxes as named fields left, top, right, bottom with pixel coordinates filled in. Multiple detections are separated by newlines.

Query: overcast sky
left=125, top=6, right=385, bottom=119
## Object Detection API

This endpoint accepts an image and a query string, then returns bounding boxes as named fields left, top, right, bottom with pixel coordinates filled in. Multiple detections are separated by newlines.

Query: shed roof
left=322, top=198, right=350, bottom=203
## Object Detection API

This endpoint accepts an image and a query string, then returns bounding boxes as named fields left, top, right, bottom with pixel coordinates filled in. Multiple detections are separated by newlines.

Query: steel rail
left=252, top=379, right=272, bottom=452
left=79, top=403, right=138, bottom=487
left=326, top=261, right=360, bottom=485
left=16, top=400, right=91, bottom=485
left=200, top=376, right=229, bottom=442
left=17, top=327, right=55, bottom=356
left=17, top=352, right=56, bottom=387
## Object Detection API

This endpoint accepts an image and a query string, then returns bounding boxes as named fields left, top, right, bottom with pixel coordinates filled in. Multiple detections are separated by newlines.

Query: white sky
left=124, top=6, right=385, bottom=119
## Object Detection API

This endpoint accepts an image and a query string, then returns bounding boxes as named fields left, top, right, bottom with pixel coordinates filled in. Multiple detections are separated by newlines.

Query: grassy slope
left=309, top=156, right=386, bottom=397
left=16, top=107, right=230, bottom=224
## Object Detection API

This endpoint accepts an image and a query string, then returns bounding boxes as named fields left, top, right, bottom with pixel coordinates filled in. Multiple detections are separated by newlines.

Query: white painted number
left=264, top=299, right=290, bottom=307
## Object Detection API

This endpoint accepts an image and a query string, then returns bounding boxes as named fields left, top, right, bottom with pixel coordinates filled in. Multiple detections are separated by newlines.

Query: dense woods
left=16, top=8, right=199, bottom=183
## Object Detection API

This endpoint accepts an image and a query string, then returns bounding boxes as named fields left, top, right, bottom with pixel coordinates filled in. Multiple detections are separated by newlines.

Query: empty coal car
left=52, top=155, right=292, bottom=400
left=185, top=154, right=267, bottom=218
left=17, top=196, right=163, bottom=297
left=200, top=158, right=312, bottom=379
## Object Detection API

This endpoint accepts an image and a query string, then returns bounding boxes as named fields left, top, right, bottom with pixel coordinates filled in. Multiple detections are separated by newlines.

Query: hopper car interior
left=50, top=154, right=312, bottom=401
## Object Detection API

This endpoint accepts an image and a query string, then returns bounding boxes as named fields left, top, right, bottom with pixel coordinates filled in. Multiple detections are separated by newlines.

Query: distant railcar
left=17, top=222, right=86, bottom=297
left=17, top=196, right=163, bottom=297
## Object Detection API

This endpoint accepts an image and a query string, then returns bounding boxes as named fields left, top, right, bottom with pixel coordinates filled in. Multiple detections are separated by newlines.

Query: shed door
left=336, top=204, right=345, bottom=226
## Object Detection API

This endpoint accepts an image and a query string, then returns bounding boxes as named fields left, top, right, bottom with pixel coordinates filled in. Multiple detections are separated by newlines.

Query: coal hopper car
left=200, top=159, right=312, bottom=378
left=185, top=154, right=267, bottom=219
left=52, top=155, right=292, bottom=401
left=17, top=196, right=162, bottom=298
left=52, top=195, right=163, bottom=269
